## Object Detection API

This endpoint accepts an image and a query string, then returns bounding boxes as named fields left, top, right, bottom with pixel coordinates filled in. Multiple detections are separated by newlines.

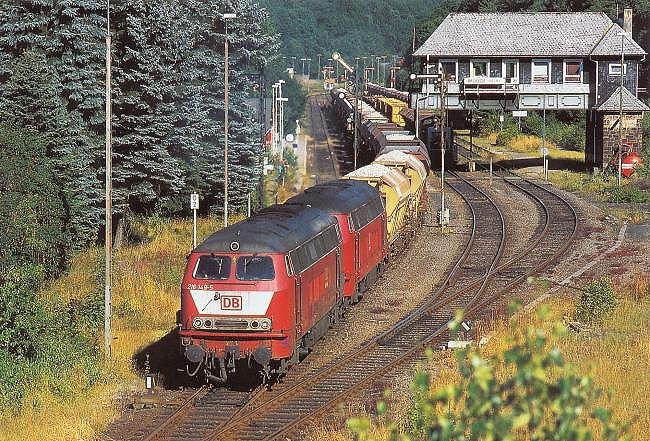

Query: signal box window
left=608, top=63, right=627, bottom=76
left=440, top=60, right=457, bottom=81
left=236, top=256, right=275, bottom=281
left=194, top=255, right=231, bottom=280
left=532, top=60, right=550, bottom=83
left=471, top=60, right=489, bottom=77
left=564, top=60, right=582, bottom=83
left=503, top=60, right=518, bottom=81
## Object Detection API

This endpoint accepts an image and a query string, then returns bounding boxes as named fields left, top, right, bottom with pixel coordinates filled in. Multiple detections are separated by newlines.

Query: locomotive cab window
left=194, top=255, right=231, bottom=280
left=236, top=256, right=275, bottom=281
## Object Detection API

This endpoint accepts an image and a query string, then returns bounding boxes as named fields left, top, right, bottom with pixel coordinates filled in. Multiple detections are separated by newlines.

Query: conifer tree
left=110, top=0, right=187, bottom=214
left=178, top=0, right=278, bottom=214
left=0, top=51, right=102, bottom=246
left=0, top=0, right=105, bottom=246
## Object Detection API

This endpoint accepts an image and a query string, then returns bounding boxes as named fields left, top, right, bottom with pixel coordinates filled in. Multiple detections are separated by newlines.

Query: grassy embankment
left=456, top=130, right=649, bottom=216
left=308, top=273, right=650, bottom=440
left=0, top=216, right=234, bottom=441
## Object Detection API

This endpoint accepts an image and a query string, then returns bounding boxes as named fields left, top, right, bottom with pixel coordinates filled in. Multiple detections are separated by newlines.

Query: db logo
left=221, top=296, right=242, bottom=310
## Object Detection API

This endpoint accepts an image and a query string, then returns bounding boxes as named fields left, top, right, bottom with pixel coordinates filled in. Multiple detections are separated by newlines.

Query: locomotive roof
left=195, top=204, right=336, bottom=254
left=286, top=180, right=381, bottom=215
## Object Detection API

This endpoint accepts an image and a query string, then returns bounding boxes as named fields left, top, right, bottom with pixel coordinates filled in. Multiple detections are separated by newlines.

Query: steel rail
left=141, top=386, right=209, bottom=441
left=206, top=172, right=507, bottom=440
left=271, top=173, right=579, bottom=440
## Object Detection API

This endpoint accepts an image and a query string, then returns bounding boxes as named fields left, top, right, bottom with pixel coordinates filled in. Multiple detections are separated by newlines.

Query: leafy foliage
left=0, top=125, right=69, bottom=277
left=576, top=278, right=619, bottom=325
left=259, top=0, right=437, bottom=64
left=348, top=310, right=629, bottom=440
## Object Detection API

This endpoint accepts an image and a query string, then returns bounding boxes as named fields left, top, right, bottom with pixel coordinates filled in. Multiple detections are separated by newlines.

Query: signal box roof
left=286, top=180, right=381, bottom=215
left=195, top=204, right=336, bottom=254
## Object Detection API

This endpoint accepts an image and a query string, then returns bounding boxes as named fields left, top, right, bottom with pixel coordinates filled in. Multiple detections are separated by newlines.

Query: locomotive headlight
left=192, top=317, right=203, bottom=329
left=260, top=319, right=271, bottom=330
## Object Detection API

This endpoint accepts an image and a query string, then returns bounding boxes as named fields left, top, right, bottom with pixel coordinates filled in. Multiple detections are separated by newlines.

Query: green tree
left=0, top=125, right=68, bottom=277
left=0, top=1, right=105, bottom=246
left=0, top=51, right=102, bottom=247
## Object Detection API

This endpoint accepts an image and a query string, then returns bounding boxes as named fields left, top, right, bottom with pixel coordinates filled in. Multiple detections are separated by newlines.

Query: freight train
left=177, top=101, right=430, bottom=383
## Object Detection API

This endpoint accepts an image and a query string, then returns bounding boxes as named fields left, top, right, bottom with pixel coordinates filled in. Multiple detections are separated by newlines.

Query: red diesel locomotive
left=286, top=180, right=387, bottom=303
left=178, top=180, right=386, bottom=382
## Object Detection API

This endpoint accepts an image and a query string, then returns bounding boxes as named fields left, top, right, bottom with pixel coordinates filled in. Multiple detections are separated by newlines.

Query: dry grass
left=457, top=132, right=583, bottom=162
left=308, top=282, right=650, bottom=440
left=0, top=215, right=235, bottom=441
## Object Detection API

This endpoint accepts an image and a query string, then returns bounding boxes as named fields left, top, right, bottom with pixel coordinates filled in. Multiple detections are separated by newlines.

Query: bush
left=0, top=125, right=69, bottom=279
left=604, top=184, right=650, bottom=203
left=576, top=278, right=618, bottom=325
left=347, top=310, right=629, bottom=440
left=495, top=125, right=519, bottom=146
left=552, top=122, right=585, bottom=151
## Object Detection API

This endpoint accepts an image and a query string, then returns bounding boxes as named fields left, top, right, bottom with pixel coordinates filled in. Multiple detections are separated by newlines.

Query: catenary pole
left=104, top=0, right=112, bottom=359
left=223, top=12, right=236, bottom=227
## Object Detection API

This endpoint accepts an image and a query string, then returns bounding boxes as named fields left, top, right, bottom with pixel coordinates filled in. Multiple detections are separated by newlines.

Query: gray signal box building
left=412, top=11, right=648, bottom=171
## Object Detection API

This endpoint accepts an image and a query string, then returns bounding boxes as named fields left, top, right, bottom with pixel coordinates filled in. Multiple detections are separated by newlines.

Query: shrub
left=0, top=125, right=69, bottom=279
left=494, top=125, right=519, bottom=146
left=507, top=134, right=558, bottom=153
left=604, top=184, right=650, bottom=203
left=553, top=122, right=585, bottom=151
left=575, top=278, right=618, bottom=325
left=347, top=310, right=629, bottom=440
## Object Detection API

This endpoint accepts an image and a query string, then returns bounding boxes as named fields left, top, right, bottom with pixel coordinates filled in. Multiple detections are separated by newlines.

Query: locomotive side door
left=295, top=274, right=302, bottom=337
left=336, top=249, right=343, bottom=302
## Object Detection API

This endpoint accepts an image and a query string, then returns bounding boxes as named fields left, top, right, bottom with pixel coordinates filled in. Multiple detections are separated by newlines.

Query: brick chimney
left=623, top=8, right=632, bottom=34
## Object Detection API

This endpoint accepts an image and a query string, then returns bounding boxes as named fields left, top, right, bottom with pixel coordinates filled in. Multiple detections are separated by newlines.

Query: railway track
left=200, top=173, right=509, bottom=440
left=120, top=167, right=577, bottom=440
left=207, top=173, right=576, bottom=440
left=120, top=172, right=577, bottom=441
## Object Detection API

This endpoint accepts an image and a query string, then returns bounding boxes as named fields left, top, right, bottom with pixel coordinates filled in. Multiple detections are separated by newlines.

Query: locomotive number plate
left=220, top=296, right=242, bottom=310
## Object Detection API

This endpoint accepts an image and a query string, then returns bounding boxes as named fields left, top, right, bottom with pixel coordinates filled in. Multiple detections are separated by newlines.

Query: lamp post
left=104, top=0, right=112, bottom=359
left=317, top=54, right=322, bottom=79
left=271, top=83, right=278, bottom=155
left=332, top=51, right=360, bottom=170
left=223, top=11, right=236, bottom=228
left=278, top=79, right=286, bottom=161
left=306, top=57, right=312, bottom=79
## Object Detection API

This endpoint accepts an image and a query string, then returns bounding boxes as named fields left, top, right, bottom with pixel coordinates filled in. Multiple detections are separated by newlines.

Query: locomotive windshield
left=236, top=256, right=275, bottom=281
left=194, top=255, right=231, bottom=280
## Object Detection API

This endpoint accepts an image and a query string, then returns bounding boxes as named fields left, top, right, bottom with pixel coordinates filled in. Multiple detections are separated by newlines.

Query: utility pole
left=317, top=54, right=322, bottom=79
left=271, top=83, right=277, bottom=155
left=223, top=12, right=236, bottom=228
left=104, top=0, right=112, bottom=359
left=440, top=74, right=448, bottom=226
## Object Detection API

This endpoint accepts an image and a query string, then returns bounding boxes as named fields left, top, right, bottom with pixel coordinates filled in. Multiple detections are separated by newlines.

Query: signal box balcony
left=414, top=79, right=591, bottom=111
